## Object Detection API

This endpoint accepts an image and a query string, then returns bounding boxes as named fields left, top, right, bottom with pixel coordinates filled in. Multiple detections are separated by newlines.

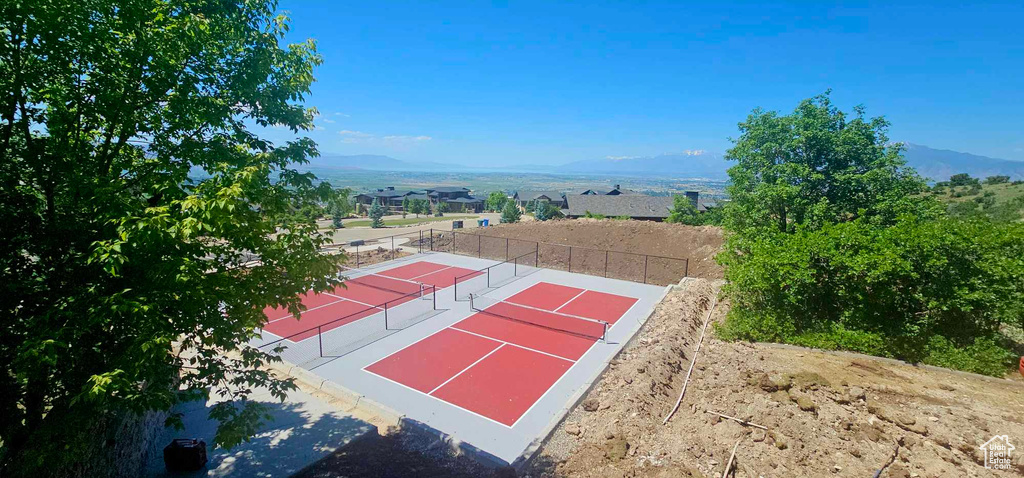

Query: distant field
left=343, top=215, right=479, bottom=228
left=304, top=168, right=729, bottom=198
left=927, top=181, right=1024, bottom=220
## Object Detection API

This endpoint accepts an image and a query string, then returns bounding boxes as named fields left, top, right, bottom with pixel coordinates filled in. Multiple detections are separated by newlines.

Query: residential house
left=564, top=194, right=675, bottom=221
left=355, top=186, right=484, bottom=213
left=513, top=190, right=567, bottom=209
left=573, top=184, right=638, bottom=196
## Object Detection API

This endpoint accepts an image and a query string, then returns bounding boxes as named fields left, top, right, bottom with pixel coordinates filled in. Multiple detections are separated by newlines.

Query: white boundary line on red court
left=406, top=264, right=456, bottom=280
left=264, top=297, right=349, bottom=324
left=507, top=294, right=641, bottom=428
left=428, top=344, right=506, bottom=394
left=552, top=289, right=588, bottom=312
left=449, top=326, right=577, bottom=363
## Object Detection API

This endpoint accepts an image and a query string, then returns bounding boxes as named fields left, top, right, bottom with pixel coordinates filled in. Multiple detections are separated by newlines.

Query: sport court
left=365, top=282, right=637, bottom=427
left=257, top=252, right=666, bottom=465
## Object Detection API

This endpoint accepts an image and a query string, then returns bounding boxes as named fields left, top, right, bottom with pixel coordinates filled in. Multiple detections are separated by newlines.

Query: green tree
left=533, top=200, right=549, bottom=221
left=984, top=175, right=1010, bottom=185
left=500, top=199, right=522, bottom=223
left=401, top=196, right=411, bottom=218
left=718, top=93, right=1022, bottom=376
left=949, top=173, right=979, bottom=188
left=0, top=1, right=338, bottom=473
left=330, top=188, right=352, bottom=228
left=723, top=92, right=933, bottom=235
left=368, top=199, right=386, bottom=228
left=435, top=201, right=449, bottom=217
left=666, top=196, right=700, bottom=225
left=486, top=191, right=508, bottom=212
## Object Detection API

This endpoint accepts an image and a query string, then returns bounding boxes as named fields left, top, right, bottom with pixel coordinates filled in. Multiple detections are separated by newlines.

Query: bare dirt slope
left=525, top=279, right=1024, bottom=477
left=471, top=219, right=724, bottom=279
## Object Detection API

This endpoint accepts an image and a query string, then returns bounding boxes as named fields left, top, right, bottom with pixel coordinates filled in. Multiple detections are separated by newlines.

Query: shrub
left=368, top=199, right=386, bottom=228
left=718, top=216, right=1023, bottom=375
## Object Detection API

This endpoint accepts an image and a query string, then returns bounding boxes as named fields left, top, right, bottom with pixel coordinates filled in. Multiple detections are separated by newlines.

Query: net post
left=432, top=285, right=437, bottom=310
left=453, top=275, right=458, bottom=301
left=487, top=267, right=491, bottom=288
left=318, top=326, right=323, bottom=357
left=384, top=302, right=389, bottom=329
left=603, top=322, right=609, bottom=342
left=514, top=256, right=518, bottom=276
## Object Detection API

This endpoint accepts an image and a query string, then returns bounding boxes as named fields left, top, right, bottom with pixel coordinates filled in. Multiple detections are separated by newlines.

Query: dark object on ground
left=453, top=220, right=463, bottom=229
left=163, top=439, right=208, bottom=472
left=349, top=239, right=365, bottom=246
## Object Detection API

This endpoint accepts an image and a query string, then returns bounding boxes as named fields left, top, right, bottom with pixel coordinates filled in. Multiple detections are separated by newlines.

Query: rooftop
left=565, top=195, right=674, bottom=218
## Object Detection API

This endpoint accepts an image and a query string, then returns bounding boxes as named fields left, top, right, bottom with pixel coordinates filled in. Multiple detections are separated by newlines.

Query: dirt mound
left=524, top=279, right=1024, bottom=477
left=464, top=219, right=724, bottom=279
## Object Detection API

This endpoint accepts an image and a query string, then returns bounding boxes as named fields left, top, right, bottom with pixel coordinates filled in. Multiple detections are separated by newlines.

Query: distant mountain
left=304, top=146, right=1024, bottom=182
left=900, top=144, right=1024, bottom=181
left=558, top=151, right=730, bottom=179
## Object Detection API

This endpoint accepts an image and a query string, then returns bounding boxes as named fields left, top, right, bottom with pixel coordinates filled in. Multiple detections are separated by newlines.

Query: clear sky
left=264, top=1, right=1024, bottom=165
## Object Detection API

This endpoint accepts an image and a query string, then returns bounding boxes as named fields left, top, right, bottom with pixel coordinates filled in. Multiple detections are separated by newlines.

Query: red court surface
left=261, top=261, right=472, bottom=341
left=365, top=281, right=639, bottom=427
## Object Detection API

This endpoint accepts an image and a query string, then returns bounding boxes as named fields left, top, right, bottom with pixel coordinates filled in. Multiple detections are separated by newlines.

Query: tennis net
left=469, top=294, right=609, bottom=341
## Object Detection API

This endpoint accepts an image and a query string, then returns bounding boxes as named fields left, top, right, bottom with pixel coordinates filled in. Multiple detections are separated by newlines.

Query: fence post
left=505, top=238, right=509, bottom=261
left=391, top=235, right=395, bottom=261
left=477, top=235, right=481, bottom=258
left=429, top=228, right=434, bottom=251
left=355, top=245, right=360, bottom=268
left=318, top=326, right=323, bottom=357
left=535, top=242, right=539, bottom=267
left=384, top=303, right=389, bottom=329
left=454, top=230, right=457, bottom=254
left=604, top=250, right=609, bottom=277
left=685, top=258, right=689, bottom=277
left=643, top=255, right=649, bottom=284
left=568, top=246, right=572, bottom=273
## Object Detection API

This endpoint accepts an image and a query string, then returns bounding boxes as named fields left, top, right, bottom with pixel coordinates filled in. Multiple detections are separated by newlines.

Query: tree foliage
left=486, top=191, right=508, bottom=212
left=368, top=199, right=386, bottom=228
left=723, top=92, right=935, bottom=235
left=330, top=188, right=352, bottom=228
left=718, top=93, right=1022, bottom=376
left=0, top=1, right=340, bottom=473
left=500, top=199, right=522, bottom=223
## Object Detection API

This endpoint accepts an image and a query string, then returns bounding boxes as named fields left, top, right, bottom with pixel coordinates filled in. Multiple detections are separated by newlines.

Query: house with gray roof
left=564, top=194, right=675, bottom=221
left=513, top=190, right=567, bottom=209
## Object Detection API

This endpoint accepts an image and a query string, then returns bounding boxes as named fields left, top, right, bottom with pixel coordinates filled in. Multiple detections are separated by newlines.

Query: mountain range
left=306, top=144, right=1024, bottom=182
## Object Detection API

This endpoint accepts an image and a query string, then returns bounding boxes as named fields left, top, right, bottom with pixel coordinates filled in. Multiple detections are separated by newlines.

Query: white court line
left=553, top=289, right=588, bottom=312
left=364, top=367, right=516, bottom=429
left=449, top=326, right=577, bottom=363
left=407, top=264, right=455, bottom=280
left=265, top=297, right=349, bottom=325
left=428, top=344, right=505, bottom=394
left=322, top=292, right=384, bottom=310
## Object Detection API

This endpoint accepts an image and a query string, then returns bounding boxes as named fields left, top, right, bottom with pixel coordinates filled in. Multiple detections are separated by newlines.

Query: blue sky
left=264, top=1, right=1024, bottom=165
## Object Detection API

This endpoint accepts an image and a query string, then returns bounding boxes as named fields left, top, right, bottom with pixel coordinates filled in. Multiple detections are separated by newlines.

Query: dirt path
left=524, top=279, right=1024, bottom=477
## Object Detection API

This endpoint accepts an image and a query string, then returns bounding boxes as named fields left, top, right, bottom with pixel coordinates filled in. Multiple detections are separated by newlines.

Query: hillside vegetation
left=926, top=173, right=1024, bottom=222
left=716, top=93, right=1024, bottom=377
